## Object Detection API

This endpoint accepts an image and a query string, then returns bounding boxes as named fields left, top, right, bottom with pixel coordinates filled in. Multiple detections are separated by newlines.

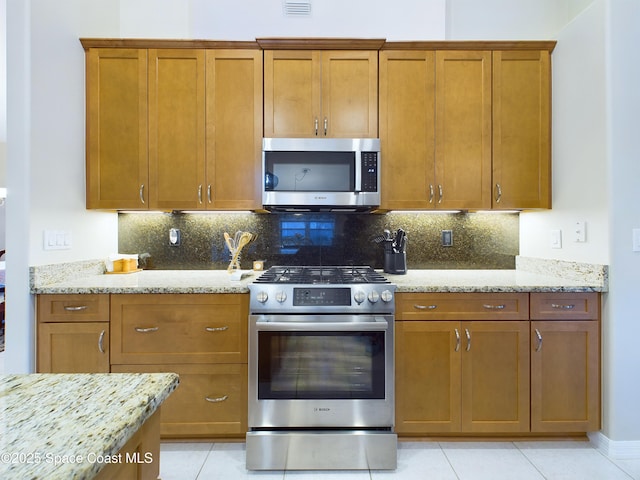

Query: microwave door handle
left=355, top=154, right=362, bottom=192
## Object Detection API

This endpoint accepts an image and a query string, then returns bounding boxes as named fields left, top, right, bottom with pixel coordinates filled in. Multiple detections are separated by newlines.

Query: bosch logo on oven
left=314, top=407, right=331, bottom=412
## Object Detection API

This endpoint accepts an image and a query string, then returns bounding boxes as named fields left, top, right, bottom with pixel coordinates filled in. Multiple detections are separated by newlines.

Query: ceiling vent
left=283, top=0, right=312, bottom=16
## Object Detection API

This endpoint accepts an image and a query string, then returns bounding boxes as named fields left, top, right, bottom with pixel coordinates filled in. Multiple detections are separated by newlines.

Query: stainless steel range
left=246, top=266, right=397, bottom=471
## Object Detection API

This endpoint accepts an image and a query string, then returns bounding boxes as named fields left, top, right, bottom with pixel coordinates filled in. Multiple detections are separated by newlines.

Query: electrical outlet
left=441, top=230, right=453, bottom=247
left=574, top=221, right=586, bottom=242
left=169, top=228, right=181, bottom=246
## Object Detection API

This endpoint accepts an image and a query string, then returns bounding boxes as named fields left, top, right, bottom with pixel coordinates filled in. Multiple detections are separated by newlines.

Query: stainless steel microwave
left=262, top=138, right=381, bottom=212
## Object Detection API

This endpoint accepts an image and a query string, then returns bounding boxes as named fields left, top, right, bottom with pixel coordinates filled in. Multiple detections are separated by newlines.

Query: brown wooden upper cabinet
left=380, top=42, right=554, bottom=211
left=263, top=50, right=378, bottom=138
left=492, top=50, right=551, bottom=209
left=85, top=48, right=148, bottom=210
left=380, top=49, right=492, bottom=210
left=83, top=40, right=263, bottom=211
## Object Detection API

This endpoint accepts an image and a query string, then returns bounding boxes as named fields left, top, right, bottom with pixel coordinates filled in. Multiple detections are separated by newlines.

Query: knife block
left=384, top=251, right=407, bottom=275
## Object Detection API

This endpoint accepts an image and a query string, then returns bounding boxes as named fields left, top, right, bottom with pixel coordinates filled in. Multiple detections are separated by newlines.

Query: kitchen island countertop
left=0, top=372, right=179, bottom=479
left=30, top=256, right=607, bottom=294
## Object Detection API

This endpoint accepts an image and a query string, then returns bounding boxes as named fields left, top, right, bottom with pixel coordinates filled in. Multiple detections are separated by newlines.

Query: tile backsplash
left=118, top=211, right=519, bottom=270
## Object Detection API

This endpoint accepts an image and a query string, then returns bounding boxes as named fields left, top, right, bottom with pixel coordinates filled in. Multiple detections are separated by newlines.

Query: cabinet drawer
left=37, top=294, right=109, bottom=322
left=111, top=294, right=248, bottom=364
left=112, top=363, right=247, bottom=438
left=396, top=293, right=529, bottom=321
left=530, top=292, right=600, bottom=320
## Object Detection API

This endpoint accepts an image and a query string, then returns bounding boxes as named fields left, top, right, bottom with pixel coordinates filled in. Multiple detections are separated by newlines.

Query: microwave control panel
left=361, top=152, right=378, bottom=192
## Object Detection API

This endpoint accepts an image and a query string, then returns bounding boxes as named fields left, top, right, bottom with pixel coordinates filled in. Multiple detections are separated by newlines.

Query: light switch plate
left=550, top=229, right=562, bottom=249
left=633, top=229, right=640, bottom=252
left=43, top=230, right=72, bottom=250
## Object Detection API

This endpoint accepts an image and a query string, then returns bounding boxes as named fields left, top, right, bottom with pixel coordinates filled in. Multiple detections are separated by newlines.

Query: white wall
left=519, top=1, right=608, bottom=264
left=604, top=0, right=640, bottom=444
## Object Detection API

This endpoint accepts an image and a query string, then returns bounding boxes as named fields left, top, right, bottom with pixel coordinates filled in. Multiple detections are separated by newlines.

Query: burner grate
left=254, top=266, right=389, bottom=284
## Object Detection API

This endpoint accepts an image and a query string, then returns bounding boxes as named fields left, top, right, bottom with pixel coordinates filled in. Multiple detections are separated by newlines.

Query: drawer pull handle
left=465, top=328, right=471, bottom=352
left=205, top=395, right=228, bottom=403
left=551, top=303, right=575, bottom=310
left=454, top=328, right=460, bottom=352
left=64, top=305, right=88, bottom=311
left=414, top=304, right=437, bottom=310
left=483, top=304, right=506, bottom=310
left=206, top=326, right=229, bottom=332
left=535, top=328, right=543, bottom=352
left=98, top=330, right=106, bottom=354
left=135, top=327, right=159, bottom=333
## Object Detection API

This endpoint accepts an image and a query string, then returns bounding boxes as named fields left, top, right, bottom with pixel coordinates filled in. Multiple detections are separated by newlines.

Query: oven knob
left=256, top=291, right=269, bottom=303
left=275, top=291, right=287, bottom=303
left=380, top=290, right=393, bottom=303
left=353, top=290, right=366, bottom=304
left=368, top=290, right=380, bottom=303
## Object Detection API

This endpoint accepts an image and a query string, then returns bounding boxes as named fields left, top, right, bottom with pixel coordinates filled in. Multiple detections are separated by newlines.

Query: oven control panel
left=249, top=284, right=396, bottom=314
left=293, top=287, right=352, bottom=306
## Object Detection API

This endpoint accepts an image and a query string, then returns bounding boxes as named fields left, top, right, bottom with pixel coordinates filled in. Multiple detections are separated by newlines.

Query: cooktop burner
left=253, top=266, right=390, bottom=285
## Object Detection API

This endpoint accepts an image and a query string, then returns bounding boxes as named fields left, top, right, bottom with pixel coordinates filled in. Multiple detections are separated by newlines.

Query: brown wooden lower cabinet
left=395, top=292, right=601, bottom=436
left=38, top=322, right=110, bottom=373
left=530, top=320, right=600, bottom=432
left=93, top=409, right=161, bottom=480
left=112, top=362, right=247, bottom=439
left=395, top=320, right=530, bottom=434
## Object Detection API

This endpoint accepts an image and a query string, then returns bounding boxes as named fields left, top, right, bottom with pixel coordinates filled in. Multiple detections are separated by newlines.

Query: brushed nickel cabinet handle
left=139, top=184, right=145, bottom=204
left=495, top=183, right=502, bottom=203
left=465, top=328, right=471, bottom=352
left=414, top=304, right=437, bottom=310
left=454, top=328, right=460, bottom=352
left=207, top=185, right=212, bottom=203
left=314, top=117, right=319, bottom=136
left=438, top=184, right=443, bottom=204
left=324, top=117, right=328, bottom=136
left=205, top=326, right=229, bottom=332
left=135, top=326, right=159, bottom=333
left=535, top=328, right=543, bottom=352
left=205, top=395, right=228, bottom=403
left=551, top=303, right=575, bottom=310
left=428, top=184, right=434, bottom=203
left=98, top=330, right=106, bottom=354
left=198, top=184, right=203, bottom=204
left=483, top=304, right=506, bottom=310
left=64, top=305, right=88, bottom=311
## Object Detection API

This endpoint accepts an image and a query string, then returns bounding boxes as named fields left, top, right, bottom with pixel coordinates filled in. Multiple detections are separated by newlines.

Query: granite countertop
left=0, top=373, right=179, bottom=479
left=29, top=257, right=608, bottom=294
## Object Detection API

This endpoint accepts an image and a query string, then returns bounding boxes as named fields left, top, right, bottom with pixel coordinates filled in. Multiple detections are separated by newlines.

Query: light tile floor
left=160, top=440, right=640, bottom=480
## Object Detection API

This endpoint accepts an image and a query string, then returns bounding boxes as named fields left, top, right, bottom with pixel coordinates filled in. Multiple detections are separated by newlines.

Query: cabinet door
left=264, top=50, right=321, bottom=137
left=38, top=322, right=109, bottom=373
left=112, top=364, right=247, bottom=438
left=435, top=51, right=492, bottom=210
left=321, top=50, right=378, bottom=138
left=531, top=321, right=600, bottom=432
left=205, top=50, right=263, bottom=210
left=148, top=49, right=206, bottom=210
left=379, top=50, right=435, bottom=210
left=395, top=321, right=461, bottom=433
left=86, top=48, right=148, bottom=209
left=110, top=294, right=248, bottom=365
left=461, top=321, right=530, bottom=433
left=493, top=50, right=551, bottom=209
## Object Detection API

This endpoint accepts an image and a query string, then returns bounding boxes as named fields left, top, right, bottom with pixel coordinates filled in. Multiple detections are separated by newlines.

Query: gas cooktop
left=253, top=266, right=390, bottom=285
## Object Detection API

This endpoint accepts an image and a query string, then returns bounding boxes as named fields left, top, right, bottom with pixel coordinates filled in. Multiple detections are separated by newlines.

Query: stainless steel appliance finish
left=262, top=138, right=381, bottom=212
left=246, top=266, right=397, bottom=471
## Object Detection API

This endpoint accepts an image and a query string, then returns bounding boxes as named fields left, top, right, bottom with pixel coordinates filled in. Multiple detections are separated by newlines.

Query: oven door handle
left=255, top=318, right=389, bottom=332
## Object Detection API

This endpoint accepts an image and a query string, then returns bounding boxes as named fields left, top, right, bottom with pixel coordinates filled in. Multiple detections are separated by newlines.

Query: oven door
left=248, top=314, right=394, bottom=429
